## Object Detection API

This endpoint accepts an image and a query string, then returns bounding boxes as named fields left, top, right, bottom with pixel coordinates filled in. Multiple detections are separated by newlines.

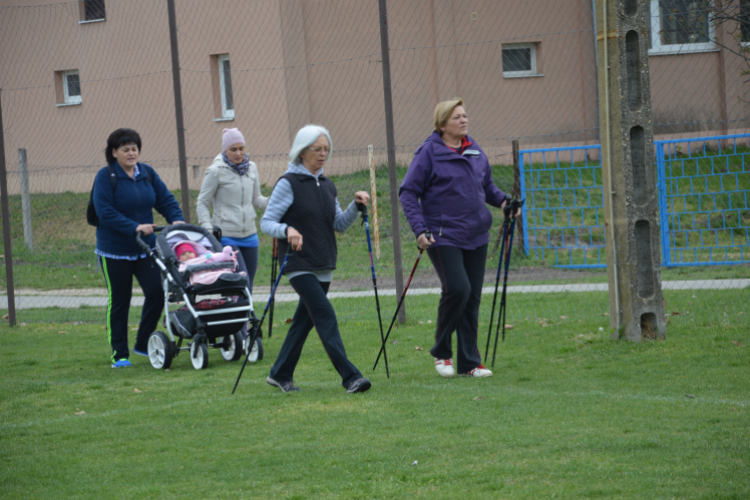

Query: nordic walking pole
left=491, top=199, right=524, bottom=367
left=373, top=231, right=431, bottom=372
left=491, top=217, right=517, bottom=366
left=484, top=217, right=512, bottom=363
left=268, top=238, right=278, bottom=339
left=489, top=221, right=505, bottom=260
left=357, top=202, right=389, bottom=377
left=233, top=246, right=293, bottom=394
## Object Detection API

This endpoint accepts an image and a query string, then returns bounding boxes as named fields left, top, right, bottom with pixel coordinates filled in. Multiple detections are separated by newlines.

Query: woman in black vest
left=260, top=125, right=371, bottom=394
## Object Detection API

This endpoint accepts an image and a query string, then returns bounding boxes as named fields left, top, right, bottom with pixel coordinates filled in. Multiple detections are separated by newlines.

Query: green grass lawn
left=1, top=291, right=748, bottom=499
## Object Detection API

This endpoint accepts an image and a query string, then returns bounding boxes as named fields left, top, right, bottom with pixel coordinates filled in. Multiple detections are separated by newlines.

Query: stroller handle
left=135, top=225, right=167, bottom=254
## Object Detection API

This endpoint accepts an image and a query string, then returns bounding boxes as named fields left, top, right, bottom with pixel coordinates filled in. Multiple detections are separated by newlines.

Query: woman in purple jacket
left=399, top=98, right=520, bottom=378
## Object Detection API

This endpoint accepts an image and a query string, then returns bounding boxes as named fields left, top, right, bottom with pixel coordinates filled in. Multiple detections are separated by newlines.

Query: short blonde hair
left=433, top=98, right=465, bottom=134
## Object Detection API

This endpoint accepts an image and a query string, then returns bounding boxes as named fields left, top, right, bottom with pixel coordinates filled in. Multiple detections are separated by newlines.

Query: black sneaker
left=346, top=378, right=372, bottom=394
left=266, top=376, right=300, bottom=393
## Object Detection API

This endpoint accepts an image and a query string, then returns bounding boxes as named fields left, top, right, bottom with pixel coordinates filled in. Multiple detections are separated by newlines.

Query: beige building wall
left=1, top=0, right=748, bottom=196
left=0, top=0, right=178, bottom=190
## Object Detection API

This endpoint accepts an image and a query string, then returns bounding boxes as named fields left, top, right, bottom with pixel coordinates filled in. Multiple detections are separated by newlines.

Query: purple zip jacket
left=399, top=132, right=508, bottom=250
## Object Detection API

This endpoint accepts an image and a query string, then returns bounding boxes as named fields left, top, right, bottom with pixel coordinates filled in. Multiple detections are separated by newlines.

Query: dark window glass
left=741, top=0, right=750, bottom=43
left=66, top=73, right=81, bottom=97
left=222, top=59, right=234, bottom=111
left=659, top=0, right=710, bottom=45
left=502, top=47, right=532, bottom=73
left=84, top=0, right=106, bottom=21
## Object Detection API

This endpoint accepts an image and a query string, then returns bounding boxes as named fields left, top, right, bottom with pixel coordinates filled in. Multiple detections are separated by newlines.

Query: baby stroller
left=136, top=224, right=262, bottom=370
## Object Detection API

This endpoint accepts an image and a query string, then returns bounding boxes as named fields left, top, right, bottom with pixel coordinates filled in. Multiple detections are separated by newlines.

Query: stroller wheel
left=220, top=331, right=244, bottom=362
left=190, top=341, right=209, bottom=370
left=147, top=331, right=174, bottom=370
left=245, top=336, right=264, bottom=363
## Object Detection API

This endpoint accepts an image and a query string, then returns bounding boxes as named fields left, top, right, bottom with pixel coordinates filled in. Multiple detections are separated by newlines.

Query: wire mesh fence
left=657, top=134, right=750, bottom=266
left=0, top=0, right=748, bottom=335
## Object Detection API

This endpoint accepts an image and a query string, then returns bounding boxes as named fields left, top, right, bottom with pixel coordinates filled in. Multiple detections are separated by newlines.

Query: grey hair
left=288, top=124, right=333, bottom=164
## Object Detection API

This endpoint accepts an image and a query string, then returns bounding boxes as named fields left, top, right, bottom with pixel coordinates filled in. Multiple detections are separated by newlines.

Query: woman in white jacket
left=197, top=128, right=269, bottom=296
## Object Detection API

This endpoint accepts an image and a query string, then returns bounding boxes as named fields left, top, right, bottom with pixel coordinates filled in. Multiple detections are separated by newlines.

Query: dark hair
left=105, top=128, right=142, bottom=165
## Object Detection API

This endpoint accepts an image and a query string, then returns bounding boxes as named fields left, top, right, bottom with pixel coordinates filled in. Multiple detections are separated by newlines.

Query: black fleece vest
left=277, top=173, right=338, bottom=273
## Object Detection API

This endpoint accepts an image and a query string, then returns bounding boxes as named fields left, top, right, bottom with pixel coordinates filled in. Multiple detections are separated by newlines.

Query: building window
left=502, top=43, right=538, bottom=78
left=217, top=54, right=234, bottom=120
left=649, top=0, right=715, bottom=54
left=79, top=0, right=105, bottom=22
left=741, top=0, right=750, bottom=44
left=55, top=70, right=82, bottom=106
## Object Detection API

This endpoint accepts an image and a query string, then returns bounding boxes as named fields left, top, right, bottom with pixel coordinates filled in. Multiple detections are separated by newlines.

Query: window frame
left=740, top=0, right=750, bottom=46
left=79, top=0, right=106, bottom=23
left=501, top=43, right=539, bottom=79
left=648, top=0, right=717, bottom=55
left=61, top=70, right=82, bottom=105
left=217, top=54, right=235, bottom=120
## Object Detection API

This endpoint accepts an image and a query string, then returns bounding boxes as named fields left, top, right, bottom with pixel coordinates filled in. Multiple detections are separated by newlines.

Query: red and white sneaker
left=460, top=364, right=493, bottom=378
left=434, top=358, right=455, bottom=378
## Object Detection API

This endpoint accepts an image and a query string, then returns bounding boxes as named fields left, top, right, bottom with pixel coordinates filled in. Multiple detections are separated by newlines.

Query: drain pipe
left=602, top=0, right=621, bottom=329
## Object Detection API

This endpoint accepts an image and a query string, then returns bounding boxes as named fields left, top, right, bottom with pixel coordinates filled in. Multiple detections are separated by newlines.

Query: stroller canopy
left=156, top=224, right=223, bottom=262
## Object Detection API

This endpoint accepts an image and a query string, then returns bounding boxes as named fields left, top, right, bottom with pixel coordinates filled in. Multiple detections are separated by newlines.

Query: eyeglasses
left=307, top=146, right=330, bottom=154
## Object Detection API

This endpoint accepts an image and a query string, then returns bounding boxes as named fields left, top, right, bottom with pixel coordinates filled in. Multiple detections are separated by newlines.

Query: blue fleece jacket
left=399, top=132, right=508, bottom=250
left=93, top=162, right=184, bottom=256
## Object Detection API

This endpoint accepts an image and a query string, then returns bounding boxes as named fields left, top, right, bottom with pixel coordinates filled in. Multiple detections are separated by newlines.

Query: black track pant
left=232, top=246, right=258, bottom=339
left=233, top=246, right=258, bottom=294
left=100, top=256, right=163, bottom=362
left=269, top=273, right=363, bottom=388
left=426, top=244, right=488, bottom=373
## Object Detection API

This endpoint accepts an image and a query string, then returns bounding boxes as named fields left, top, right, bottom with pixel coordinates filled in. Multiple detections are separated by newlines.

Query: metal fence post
left=655, top=141, right=669, bottom=267
left=18, top=149, right=32, bottom=251
left=377, top=0, right=406, bottom=323
left=512, top=140, right=524, bottom=253
left=167, top=0, right=191, bottom=224
left=0, top=91, right=17, bottom=326
left=518, top=150, right=530, bottom=256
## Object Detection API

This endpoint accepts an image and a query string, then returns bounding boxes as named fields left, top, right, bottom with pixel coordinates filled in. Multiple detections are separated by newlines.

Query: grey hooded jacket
left=196, top=153, right=269, bottom=238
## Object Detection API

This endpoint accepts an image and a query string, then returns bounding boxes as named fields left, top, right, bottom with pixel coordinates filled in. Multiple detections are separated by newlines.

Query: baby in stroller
left=136, top=224, right=262, bottom=370
left=173, top=241, right=242, bottom=285
left=175, top=242, right=198, bottom=262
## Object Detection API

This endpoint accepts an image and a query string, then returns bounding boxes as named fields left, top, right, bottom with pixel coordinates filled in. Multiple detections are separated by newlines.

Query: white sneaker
left=461, top=364, right=493, bottom=378
left=434, top=358, right=455, bottom=378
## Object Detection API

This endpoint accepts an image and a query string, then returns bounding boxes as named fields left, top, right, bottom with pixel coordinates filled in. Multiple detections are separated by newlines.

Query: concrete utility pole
left=595, top=0, right=666, bottom=341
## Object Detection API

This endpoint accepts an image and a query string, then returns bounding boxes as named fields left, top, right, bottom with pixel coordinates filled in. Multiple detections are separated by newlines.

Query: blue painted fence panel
left=518, top=133, right=750, bottom=268
left=518, top=145, right=606, bottom=269
left=656, top=134, right=750, bottom=267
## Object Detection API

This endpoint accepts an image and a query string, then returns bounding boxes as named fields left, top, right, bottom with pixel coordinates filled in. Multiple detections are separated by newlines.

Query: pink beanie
left=174, top=242, right=195, bottom=260
left=222, top=128, right=245, bottom=152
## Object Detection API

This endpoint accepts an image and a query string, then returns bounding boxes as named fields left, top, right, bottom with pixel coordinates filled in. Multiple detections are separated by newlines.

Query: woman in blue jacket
left=93, top=128, right=184, bottom=368
left=399, top=98, right=520, bottom=379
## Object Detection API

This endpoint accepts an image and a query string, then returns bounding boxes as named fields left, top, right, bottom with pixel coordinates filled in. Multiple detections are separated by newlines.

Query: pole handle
left=502, top=198, right=525, bottom=219
left=417, top=231, right=432, bottom=249
left=356, top=202, right=368, bottom=225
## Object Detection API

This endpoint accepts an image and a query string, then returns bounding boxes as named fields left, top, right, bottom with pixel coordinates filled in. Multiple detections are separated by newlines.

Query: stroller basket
left=171, top=297, right=250, bottom=340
